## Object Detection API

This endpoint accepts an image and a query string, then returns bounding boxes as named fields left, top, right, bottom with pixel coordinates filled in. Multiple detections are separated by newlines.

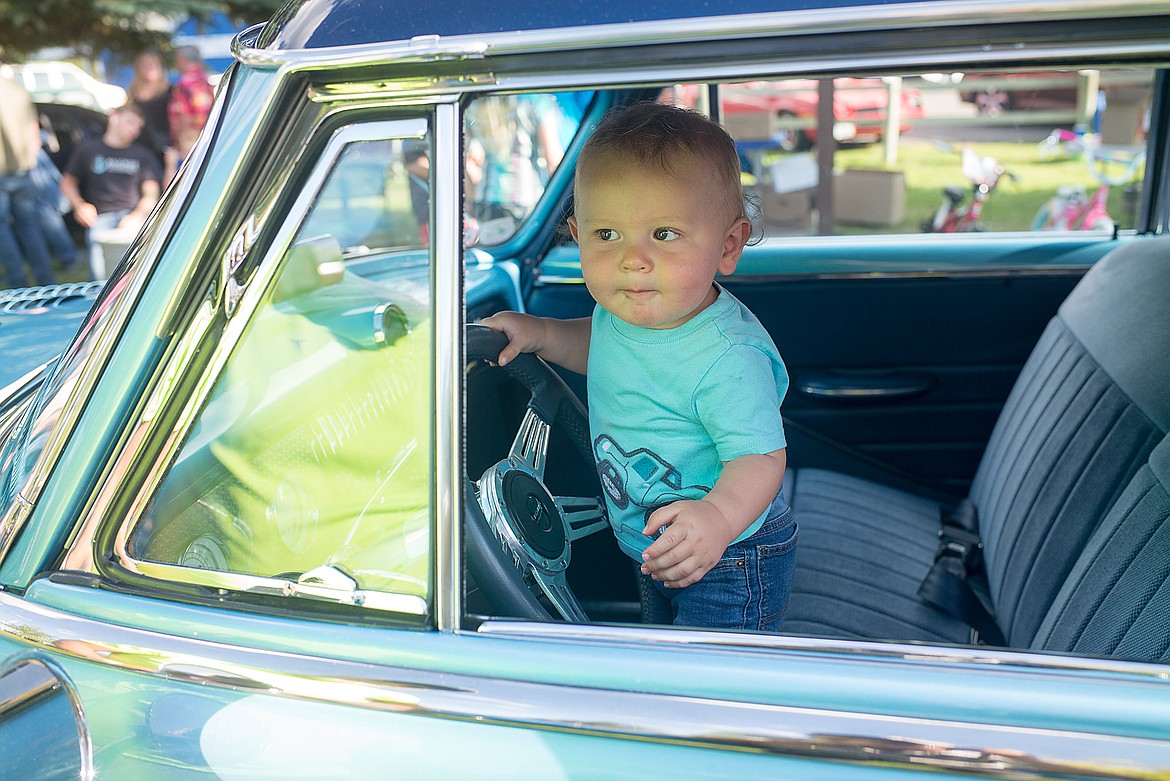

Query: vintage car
left=0, top=61, right=126, bottom=113
left=1, top=0, right=1169, bottom=777
left=720, top=77, right=927, bottom=151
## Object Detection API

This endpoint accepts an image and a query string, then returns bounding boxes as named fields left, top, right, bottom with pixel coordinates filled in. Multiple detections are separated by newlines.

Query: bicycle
left=1031, top=146, right=1145, bottom=232
left=1036, top=127, right=1095, bottom=160
left=922, top=147, right=1015, bottom=233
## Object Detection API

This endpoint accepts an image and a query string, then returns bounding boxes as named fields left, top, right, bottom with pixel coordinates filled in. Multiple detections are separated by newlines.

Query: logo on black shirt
left=93, top=155, right=142, bottom=176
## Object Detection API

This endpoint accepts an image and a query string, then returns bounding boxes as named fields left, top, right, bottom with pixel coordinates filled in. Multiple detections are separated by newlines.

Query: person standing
left=127, top=49, right=173, bottom=172
left=0, top=74, right=56, bottom=288
left=60, top=104, right=161, bottom=280
left=166, top=45, right=214, bottom=182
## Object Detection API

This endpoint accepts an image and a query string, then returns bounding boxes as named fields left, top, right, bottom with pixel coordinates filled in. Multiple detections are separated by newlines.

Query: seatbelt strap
left=917, top=500, right=1007, bottom=646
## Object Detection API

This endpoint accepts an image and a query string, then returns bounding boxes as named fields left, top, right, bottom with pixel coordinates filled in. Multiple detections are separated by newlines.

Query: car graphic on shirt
left=593, top=435, right=710, bottom=524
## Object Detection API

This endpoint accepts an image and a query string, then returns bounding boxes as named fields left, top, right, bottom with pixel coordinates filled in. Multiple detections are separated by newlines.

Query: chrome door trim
left=478, top=619, right=1170, bottom=680
left=0, top=592, right=1167, bottom=778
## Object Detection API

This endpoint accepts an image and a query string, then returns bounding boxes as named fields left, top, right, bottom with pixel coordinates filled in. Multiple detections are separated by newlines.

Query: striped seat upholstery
left=782, top=237, right=1170, bottom=660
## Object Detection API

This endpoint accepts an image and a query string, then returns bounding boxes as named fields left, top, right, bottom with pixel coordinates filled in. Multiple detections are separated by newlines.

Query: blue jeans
left=0, top=171, right=55, bottom=288
left=31, top=150, right=78, bottom=263
left=640, top=492, right=797, bottom=631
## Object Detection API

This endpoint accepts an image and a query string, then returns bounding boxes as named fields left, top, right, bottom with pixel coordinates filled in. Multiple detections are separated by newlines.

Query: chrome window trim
left=0, top=592, right=1167, bottom=778
left=128, top=560, right=427, bottom=615
left=432, top=99, right=464, bottom=632
left=68, top=117, right=438, bottom=622
left=521, top=52, right=1165, bottom=103
left=226, top=0, right=1170, bottom=114
left=727, top=266, right=1098, bottom=282
left=233, top=22, right=490, bottom=69
left=233, top=0, right=1170, bottom=72
left=292, top=55, right=1165, bottom=114
left=538, top=266, right=1099, bottom=284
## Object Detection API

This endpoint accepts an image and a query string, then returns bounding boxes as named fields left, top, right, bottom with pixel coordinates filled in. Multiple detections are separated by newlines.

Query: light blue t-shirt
left=587, top=286, right=788, bottom=561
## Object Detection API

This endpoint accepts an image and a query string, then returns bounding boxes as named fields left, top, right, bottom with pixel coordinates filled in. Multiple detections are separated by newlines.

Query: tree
left=0, top=0, right=285, bottom=59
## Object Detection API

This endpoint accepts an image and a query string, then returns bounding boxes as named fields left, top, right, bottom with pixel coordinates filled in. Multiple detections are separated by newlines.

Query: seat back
left=1031, top=435, right=1170, bottom=660
left=969, top=237, right=1170, bottom=653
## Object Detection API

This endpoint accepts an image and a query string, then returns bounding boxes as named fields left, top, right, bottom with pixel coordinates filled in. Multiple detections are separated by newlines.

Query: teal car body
left=1, top=0, right=1170, bottom=777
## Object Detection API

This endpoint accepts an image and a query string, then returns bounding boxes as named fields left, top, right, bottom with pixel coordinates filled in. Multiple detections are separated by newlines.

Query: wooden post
left=816, top=79, right=836, bottom=234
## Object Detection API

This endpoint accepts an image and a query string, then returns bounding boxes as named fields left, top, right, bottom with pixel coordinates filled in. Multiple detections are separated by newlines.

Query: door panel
left=727, top=271, right=1080, bottom=494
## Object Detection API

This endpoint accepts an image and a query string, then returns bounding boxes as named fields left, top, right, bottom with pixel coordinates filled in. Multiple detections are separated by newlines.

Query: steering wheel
left=465, top=324, right=609, bottom=621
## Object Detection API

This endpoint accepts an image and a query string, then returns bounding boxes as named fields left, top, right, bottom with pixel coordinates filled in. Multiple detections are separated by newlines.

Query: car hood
left=0, top=283, right=102, bottom=391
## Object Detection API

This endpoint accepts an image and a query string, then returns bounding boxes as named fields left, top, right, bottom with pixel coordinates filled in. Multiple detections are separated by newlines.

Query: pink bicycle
left=1037, top=127, right=1093, bottom=160
left=1031, top=147, right=1145, bottom=232
left=923, top=147, right=1014, bottom=233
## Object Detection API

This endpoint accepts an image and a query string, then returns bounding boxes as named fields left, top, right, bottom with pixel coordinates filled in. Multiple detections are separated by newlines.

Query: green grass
left=829, top=139, right=1144, bottom=234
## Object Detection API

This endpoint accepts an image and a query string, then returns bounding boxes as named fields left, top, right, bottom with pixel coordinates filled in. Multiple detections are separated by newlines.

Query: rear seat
left=781, top=236, right=1170, bottom=661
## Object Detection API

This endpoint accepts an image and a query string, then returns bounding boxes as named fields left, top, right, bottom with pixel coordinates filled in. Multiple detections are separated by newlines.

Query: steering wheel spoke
left=555, top=496, right=608, bottom=541
left=509, top=406, right=550, bottom=478
left=465, top=325, right=606, bottom=624
left=530, top=568, right=589, bottom=622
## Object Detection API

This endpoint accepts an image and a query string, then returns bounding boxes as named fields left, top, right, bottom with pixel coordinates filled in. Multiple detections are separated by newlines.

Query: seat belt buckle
left=935, top=524, right=984, bottom=573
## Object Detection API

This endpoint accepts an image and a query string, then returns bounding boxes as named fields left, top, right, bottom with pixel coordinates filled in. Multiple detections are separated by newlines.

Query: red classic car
left=719, top=77, right=925, bottom=151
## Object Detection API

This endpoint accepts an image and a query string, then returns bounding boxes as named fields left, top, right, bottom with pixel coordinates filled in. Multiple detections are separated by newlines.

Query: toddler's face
left=569, top=156, right=749, bottom=330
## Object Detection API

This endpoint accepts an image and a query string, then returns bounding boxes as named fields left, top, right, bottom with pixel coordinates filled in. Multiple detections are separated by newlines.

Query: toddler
left=483, top=101, right=795, bottom=630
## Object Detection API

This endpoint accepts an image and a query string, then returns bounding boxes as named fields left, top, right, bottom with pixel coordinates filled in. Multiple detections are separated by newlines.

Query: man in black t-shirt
left=61, top=103, right=161, bottom=280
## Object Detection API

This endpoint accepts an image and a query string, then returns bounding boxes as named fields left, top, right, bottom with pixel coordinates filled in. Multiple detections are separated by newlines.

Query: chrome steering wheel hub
left=477, top=462, right=570, bottom=576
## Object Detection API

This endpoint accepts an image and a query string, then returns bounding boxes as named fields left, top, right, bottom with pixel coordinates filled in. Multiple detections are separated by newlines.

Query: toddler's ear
left=567, top=215, right=580, bottom=243
left=718, top=217, right=752, bottom=275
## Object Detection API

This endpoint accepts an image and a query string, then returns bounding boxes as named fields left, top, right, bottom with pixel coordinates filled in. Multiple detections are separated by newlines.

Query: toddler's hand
left=479, top=312, right=547, bottom=366
left=640, top=500, right=737, bottom=589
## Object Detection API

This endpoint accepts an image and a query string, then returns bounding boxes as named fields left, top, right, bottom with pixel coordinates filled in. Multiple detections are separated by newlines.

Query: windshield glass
left=464, top=91, right=592, bottom=245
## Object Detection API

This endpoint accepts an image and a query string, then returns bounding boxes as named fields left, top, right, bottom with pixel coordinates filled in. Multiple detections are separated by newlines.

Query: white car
left=0, top=60, right=125, bottom=112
